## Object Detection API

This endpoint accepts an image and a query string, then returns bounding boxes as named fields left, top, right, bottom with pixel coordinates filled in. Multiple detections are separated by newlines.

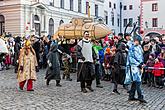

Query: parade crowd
left=1, top=31, right=165, bottom=104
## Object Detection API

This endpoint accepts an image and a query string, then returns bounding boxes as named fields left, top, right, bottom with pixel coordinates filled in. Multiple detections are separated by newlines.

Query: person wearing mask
left=17, top=40, right=38, bottom=91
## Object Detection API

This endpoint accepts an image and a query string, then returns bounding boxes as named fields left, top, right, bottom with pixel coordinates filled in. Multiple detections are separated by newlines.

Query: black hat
left=118, top=33, right=123, bottom=37
left=150, top=39, right=156, bottom=42
left=124, top=33, right=131, bottom=39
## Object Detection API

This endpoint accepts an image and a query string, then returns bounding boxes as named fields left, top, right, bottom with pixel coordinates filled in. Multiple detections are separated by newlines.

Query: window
left=109, top=2, right=111, bottom=8
left=49, top=18, right=54, bottom=36
left=78, top=0, right=82, bottom=13
left=95, top=4, right=98, bottom=17
left=112, top=17, right=114, bottom=26
left=117, top=18, right=120, bottom=27
left=60, top=0, right=64, bottom=9
left=0, top=15, right=5, bottom=35
left=124, top=19, right=127, bottom=27
left=86, top=2, right=89, bottom=14
left=105, top=11, right=108, bottom=25
left=123, top=6, right=127, bottom=10
left=59, top=20, right=64, bottom=25
left=152, top=3, right=158, bottom=11
left=129, top=18, right=133, bottom=27
left=129, top=5, right=133, bottom=10
left=152, top=18, right=158, bottom=27
left=70, top=0, right=73, bottom=11
left=106, top=16, right=108, bottom=24
left=50, top=0, right=54, bottom=6
left=114, top=3, right=116, bottom=9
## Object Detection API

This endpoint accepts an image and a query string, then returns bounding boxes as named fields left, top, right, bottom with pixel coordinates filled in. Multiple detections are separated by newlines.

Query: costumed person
left=112, top=43, right=128, bottom=94
left=124, top=33, right=133, bottom=49
left=17, top=40, right=39, bottom=91
left=125, top=35, right=147, bottom=103
left=45, top=40, right=62, bottom=87
left=14, top=36, right=21, bottom=73
left=76, top=31, right=96, bottom=93
left=62, top=52, right=72, bottom=81
left=103, top=47, right=112, bottom=81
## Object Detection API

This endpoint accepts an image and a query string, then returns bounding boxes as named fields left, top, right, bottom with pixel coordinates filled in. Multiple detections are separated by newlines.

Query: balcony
left=96, top=0, right=104, bottom=3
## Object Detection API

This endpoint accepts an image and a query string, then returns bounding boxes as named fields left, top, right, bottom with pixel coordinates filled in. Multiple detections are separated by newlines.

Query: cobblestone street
left=0, top=68, right=165, bottom=110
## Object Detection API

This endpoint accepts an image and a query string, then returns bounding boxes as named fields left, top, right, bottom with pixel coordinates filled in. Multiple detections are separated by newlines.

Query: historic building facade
left=0, top=0, right=106, bottom=36
left=1, top=0, right=164, bottom=37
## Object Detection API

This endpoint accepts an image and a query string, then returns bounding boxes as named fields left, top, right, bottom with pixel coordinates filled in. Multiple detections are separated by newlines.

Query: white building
left=0, top=0, right=144, bottom=37
left=122, top=0, right=141, bottom=33
left=142, top=0, right=165, bottom=37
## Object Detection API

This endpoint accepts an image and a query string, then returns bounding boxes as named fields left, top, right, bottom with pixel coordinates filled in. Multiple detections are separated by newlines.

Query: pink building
left=141, top=0, right=165, bottom=38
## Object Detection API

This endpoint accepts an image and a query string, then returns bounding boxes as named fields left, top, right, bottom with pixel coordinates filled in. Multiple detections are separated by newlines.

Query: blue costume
left=125, top=44, right=143, bottom=84
left=125, top=35, right=147, bottom=103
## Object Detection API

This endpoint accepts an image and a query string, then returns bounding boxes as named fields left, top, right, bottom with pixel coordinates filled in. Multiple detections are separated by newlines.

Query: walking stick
left=77, top=61, right=84, bottom=80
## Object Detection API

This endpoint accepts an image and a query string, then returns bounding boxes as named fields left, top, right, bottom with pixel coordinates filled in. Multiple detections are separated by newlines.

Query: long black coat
left=45, top=46, right=61, bottom=81
left=112, top=50, right=127, bottom=84
left=14, top=42, right=21, bottom=65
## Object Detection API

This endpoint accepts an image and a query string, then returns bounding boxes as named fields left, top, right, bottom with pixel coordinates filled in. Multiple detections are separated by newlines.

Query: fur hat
left=124, top=33, right=131, bottom=39
left=133, top=35, right=142, bottom=42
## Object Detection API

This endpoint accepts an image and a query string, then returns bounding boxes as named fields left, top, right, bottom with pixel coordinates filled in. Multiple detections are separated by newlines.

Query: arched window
left=60, top=0, right=64, bottom=9
left=49, top=18, right=54, bottom=36
left=0, top=15, right=5, bottom=35
left=34, top=15, right=40, bottom=36
left=59, top=20, right=64, bottom=25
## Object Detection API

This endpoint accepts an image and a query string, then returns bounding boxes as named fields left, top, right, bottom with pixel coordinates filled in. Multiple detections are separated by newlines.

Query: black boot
left=66, top=75, right=72, bottom=81
left=86, top=86, right=94, bottom=92
left=138, top=98, right=147, bottom=103
left=81, top=88, right=87, bottom=93
left=63, top=74, right=65, bottom=79
left=46, top=79, right=50, bottom=86
left=56, top=80, right=62, bottom=87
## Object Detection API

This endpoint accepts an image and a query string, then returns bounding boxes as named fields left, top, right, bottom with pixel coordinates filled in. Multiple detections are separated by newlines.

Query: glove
left=50, top=66, right=53, bottom=70
left=82, top=57, right=85, bottom=61
left=20, top=66, right=23, bottom=71
left=137, top=64, right=142, bottom=69
left=36, top=66, right=39, bottom=72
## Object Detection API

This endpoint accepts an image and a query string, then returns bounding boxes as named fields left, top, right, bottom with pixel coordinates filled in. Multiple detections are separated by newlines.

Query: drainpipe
left=140, top=0, right=142, bottom=31
left=120, top=2, right=122, bottom=33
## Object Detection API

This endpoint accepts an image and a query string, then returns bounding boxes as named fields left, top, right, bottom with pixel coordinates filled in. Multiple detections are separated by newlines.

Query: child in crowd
left=146, top=53, right=155, bottom=87
left=152, top=58, right=164, bottom=89
left=103, top=47, right=112, bottom=81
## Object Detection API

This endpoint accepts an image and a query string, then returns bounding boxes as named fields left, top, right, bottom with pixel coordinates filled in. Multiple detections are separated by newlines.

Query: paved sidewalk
left=0, top=68, right=165, bottom=110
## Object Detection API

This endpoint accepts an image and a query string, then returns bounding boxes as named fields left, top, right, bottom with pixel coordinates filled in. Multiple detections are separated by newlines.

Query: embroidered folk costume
left=17, top=40, right=38, bottom=91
